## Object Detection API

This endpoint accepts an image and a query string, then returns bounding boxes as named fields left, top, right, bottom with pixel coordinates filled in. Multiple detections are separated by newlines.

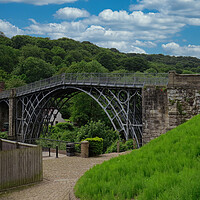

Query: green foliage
left=21, top=44, right=45, bottom=59
left=120, top=57, right=149, bottom=72
left=0, top=131, right=8, bottom=139
left=106, top=139, right=136, bottom=153
left=75, top=114, right=200, bottom=200
left=66, top=60, right=108, bottom=73
left=84, top=137, right=103, bottom=156
left=0, top=45, right=19, bottom=73
left=69, top=93, right=110, bottom=127
left=54, top=122, right=74, bottom=131
left=0, top=69, right=8, bottom=82
left=76, top=120, right=118, bottom=153
left=38, top=120, right=117, bottom=153
left=0, top=34, right=200, bottom=87
left=15, top=57, right=55, bottom=83
left=48, top=122, right=77, bottom=142
left=96, top=51, right=118, bottom=71
left=5, top=75, right=26, bottom=89
left=37, top=122, right=78, bottom=150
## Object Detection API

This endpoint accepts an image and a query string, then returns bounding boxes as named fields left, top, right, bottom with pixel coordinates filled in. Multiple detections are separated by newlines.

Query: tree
left=21, top=44, right=44, bottom=59
left=96, top=51, right=118, bottom=71
left=0, top=45, right=19, bottom=73
left=76, top=120, right=118, bottom=152
left=66, top=60, right=108, bottom=73
left=64, top=49, right=92, bottom=65
left=16, top=57, right=55, bottom=83
left=69, top=93, right=109, bottom=126
left=11, top=35, right=35, bottom=49
left=5, top=75, right=26, bottom=89
left=0, top=32, right=12, bottom=46
left=120, top=57, right=149, bottom=72
left=0, top=69, right=8, bottom=82
left=51, top=46, right=66, bottom=59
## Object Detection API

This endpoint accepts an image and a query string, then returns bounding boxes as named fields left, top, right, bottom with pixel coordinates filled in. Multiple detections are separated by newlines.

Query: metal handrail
left=0, top=73, right=168, bottom=99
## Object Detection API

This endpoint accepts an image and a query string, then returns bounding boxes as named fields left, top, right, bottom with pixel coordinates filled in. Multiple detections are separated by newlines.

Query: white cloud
left=22, top=8, right=187, bottom=53
left=96, top=41, right=146, bottom=54
left=0, top=0, right=77, bottom=5
left=0, top=19, right=24, bottom=37
left=132, top=40, right=157, bottom=48
left=1, top=2, right=199, bottom=56
left=130, top=0, right=200, bottom=18
left=96, top=9, right=184, bottom=38
left=162, top=42, right=200, bottom=58
left=54, top=7, right=90, bottom=20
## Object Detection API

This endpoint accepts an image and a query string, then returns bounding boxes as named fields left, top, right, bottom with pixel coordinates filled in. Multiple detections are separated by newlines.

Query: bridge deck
left=0, top=73, right=168, bottom=99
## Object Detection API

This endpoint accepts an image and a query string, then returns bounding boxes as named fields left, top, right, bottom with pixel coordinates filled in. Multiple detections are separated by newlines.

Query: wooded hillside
left=1, top=33, right=200, bottom=89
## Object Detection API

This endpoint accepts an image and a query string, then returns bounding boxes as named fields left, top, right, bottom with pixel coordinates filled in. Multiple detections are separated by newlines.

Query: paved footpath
left=0, top=152, right=127, bottom=200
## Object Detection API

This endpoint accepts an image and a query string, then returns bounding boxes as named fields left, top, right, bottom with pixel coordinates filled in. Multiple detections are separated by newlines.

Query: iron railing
left=0, top=73, right=168, bottom=99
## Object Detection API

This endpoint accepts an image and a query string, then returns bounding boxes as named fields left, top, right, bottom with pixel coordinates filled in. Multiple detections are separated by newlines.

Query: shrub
left=106, top=139, right=136, bottom=153
left=76, top=121, right=118, bottom=153
left=75, top=143, right=81, bottom=153
left=55, top=122, right=74, bottom=131
left=84, top=137, right=103, bottom=156
left=0, top=131, right=8, bottom=139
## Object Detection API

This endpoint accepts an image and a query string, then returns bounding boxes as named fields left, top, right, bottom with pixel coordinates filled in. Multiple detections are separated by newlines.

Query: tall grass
left=74, top=114, right=200, bottom=200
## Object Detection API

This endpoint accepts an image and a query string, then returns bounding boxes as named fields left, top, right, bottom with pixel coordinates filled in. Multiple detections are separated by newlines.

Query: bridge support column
left=142, top=86, right=169, bottom=145
left=8, top=89, right=16, bottom=140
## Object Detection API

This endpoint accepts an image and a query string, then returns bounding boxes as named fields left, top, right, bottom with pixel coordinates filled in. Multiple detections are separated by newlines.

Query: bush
left=75, top=143, right=81, bottom=153
left=76, top=121, right=118, bottom=153
left=55, top=122, right=74, bottom=131
left=106, top=139, right=136, bottom=153
left=84, top=137, right=103, bottom=156
left=0, top=131, right=8, bottom=139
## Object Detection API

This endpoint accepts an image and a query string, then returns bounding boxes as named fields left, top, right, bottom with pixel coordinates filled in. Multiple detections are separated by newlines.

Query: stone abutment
left=142, top=71, right=200, bottom=144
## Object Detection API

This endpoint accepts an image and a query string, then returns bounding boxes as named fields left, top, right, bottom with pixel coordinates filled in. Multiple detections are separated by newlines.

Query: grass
left=74, top=114, right=200, bottom=200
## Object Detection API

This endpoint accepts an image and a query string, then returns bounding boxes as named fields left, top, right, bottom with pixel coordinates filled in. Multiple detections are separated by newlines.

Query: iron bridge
left=0, top=73, right=168, bottom=148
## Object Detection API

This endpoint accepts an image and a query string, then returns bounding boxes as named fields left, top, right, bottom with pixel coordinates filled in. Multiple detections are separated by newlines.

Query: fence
left=0, top=139, right=43, bottom=191
left=31, top=138, right=81, bottom=157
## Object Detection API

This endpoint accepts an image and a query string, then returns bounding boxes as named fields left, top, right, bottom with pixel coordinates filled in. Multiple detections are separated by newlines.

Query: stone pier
left=142, top=71, right=200, bottom=144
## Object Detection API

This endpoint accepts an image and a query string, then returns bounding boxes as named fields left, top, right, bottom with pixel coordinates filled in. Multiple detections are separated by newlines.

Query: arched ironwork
left=14, top=85, right=142, bottom=147
left=0, top=73, right=168, bottom=148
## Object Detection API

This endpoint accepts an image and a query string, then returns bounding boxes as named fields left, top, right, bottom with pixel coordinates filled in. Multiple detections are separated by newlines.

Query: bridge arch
left=15, top=85, right=142, bottom=147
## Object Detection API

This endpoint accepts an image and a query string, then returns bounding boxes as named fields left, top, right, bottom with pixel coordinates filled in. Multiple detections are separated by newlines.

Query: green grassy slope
left=74, top=115, right=200, bottom=200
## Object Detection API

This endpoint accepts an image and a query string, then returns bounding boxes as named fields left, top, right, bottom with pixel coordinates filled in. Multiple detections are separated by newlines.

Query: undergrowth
left=74, top=114, right=200, bottom=200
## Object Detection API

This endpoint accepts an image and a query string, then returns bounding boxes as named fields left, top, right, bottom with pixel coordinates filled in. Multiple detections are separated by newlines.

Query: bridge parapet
left=168, top=71, right=200, bottom=88
left=0, top=73, right=168, bottom=99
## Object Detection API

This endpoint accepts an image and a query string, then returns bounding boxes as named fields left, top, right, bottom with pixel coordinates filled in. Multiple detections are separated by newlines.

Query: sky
left=0, top=0, right=200, bottom=58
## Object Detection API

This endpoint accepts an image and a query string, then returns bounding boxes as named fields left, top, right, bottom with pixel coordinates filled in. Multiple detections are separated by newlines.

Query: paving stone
left=0, top=152, right=128, bottom=200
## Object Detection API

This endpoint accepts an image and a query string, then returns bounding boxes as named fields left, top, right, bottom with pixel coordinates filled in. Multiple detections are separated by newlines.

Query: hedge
left=85, top=137, right=103, bottom=156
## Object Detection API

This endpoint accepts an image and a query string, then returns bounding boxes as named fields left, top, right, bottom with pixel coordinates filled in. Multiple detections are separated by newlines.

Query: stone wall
left=167, top=72, right=200, bottom=130
left=142, top=86, right=168, bottom=144
left=142, top=71, right=200, bottom=145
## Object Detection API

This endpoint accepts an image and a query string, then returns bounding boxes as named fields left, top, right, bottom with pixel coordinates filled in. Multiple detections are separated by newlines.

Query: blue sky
left=0, top=0, right=200, bottom=58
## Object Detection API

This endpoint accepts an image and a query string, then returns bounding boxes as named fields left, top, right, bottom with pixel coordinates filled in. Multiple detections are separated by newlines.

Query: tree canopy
left=1, top=33, right=200, bottom=133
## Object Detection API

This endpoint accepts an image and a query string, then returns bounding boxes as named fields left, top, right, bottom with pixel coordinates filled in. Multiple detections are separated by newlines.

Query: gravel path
left=0, top=152, right=127, bottom=200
